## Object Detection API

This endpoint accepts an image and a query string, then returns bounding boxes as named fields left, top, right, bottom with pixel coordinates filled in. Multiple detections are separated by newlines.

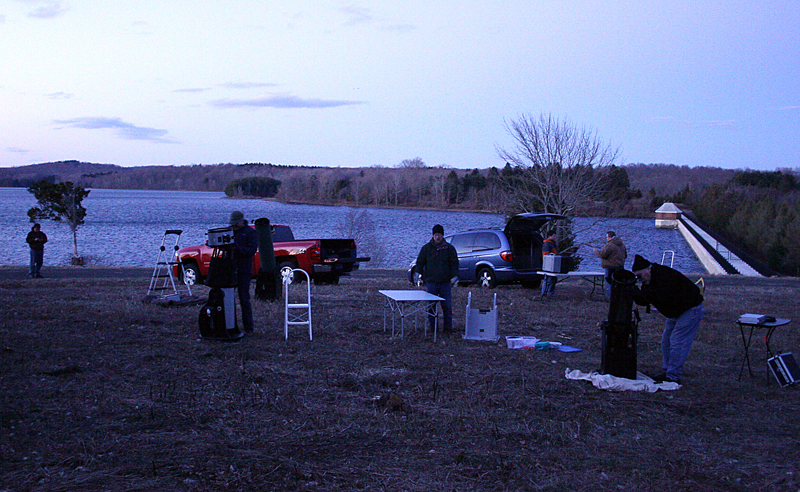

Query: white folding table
left=379, top=290, right=444, bottom=342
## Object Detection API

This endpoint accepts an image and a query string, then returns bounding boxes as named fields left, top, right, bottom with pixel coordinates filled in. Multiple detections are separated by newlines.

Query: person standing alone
left=540, top=230, right=558, bottom=298
left=26, top=223, right=48, bottom=278
left=593, top=230, right=627, bottom=300
left=413, top=224, right=459, bottom=333
left=230, top=211, right=258, bottom=333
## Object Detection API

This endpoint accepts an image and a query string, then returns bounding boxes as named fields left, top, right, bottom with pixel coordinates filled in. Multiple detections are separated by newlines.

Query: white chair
left=283, top=268, right=312, bottom=340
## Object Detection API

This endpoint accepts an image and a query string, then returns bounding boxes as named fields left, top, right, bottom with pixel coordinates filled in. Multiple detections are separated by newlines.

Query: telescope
left=600, top=269, right=639, bottom=379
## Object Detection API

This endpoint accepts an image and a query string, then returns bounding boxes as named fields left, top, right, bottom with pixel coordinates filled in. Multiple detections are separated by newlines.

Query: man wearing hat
left=230, top=211, right=259, bottom=333
left=413, top=224, right=459, bottom=333
left=631, top=254, right=704, bottom=384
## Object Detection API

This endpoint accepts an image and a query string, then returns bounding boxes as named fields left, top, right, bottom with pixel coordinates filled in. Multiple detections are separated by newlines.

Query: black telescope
left=600, top=269, right=638, bottom=379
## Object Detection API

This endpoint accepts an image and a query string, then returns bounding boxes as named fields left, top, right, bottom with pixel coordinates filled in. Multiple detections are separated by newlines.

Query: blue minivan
left=409, top=213, right=566, bottom=288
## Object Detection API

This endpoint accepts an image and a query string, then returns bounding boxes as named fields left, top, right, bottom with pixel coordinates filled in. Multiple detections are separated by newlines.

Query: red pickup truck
left=175, top=224, right=369, bottom=285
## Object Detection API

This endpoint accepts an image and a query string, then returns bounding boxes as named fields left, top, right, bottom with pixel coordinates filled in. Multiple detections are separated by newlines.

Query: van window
left=473, top=232, right=502, bottom=251
left=450, top=233, right=476, bottom=254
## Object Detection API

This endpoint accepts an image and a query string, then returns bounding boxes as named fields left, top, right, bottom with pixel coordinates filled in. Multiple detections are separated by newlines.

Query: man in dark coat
left=230, top=211, right=259, bottom=333
left=414, top=224, right=459, bottom=333
left=631, top=254, right=704, bottom=384
left=26, top=223, right=48, bottom=278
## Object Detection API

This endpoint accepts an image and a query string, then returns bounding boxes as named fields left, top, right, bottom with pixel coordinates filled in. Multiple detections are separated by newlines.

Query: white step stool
left=464, top=292, right=499, bottom=341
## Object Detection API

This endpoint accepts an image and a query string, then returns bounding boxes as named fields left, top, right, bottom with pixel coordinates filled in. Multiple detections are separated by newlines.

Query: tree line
left=6, top=115, right=799, bottom=276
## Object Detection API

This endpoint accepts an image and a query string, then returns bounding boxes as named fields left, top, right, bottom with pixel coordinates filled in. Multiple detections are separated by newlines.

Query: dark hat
left=432, top=224, right=444, bottom=235
left=632, top=254, right=652, bottom=272
left=229, top=210, right=245, bottom=225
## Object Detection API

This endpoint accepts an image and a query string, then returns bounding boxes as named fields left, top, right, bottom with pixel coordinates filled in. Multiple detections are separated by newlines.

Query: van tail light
left=500, top=250, right=513, bottom=262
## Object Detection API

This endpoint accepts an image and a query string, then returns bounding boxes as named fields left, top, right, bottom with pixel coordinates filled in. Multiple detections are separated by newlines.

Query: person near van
left=540, top=230, right=558, bottom=298
left=593, top=230, right=627, bottom=300
left=26, top=223, right=48, bottom=278
left=413, top=224, right=459, bottom=333
left=631, top=254, right=704, bottom=385
left=230, top=211, right=259, bottom=333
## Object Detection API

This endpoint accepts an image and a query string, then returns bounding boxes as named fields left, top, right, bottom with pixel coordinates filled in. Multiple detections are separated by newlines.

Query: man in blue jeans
left=631, top=254, right=704, bottom=385
left=413, top=224, right=459, bottom=333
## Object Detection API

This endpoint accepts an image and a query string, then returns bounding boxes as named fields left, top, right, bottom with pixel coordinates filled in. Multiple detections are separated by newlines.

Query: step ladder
left=147, top=230, right=192, bottom=300
left=284, top=268, right=312, bottom=340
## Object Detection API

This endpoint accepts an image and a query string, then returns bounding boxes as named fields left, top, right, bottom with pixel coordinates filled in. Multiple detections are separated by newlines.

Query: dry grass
left=1, top=269, right=799, bottom=491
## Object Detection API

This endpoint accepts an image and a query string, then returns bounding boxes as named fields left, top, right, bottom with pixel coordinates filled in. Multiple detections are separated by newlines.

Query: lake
left=1, top=188, right=703, bottom=273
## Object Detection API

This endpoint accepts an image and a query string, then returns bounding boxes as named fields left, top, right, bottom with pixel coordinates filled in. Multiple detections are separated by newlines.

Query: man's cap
left=632, top=254, right=652, bottom=272
left=432, top=224, right=444, bottom=235
left=229, top=210, right=245, bottom=225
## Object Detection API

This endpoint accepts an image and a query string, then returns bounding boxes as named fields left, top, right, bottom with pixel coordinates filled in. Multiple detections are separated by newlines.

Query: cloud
left=339, top=5, right=373, bottom=26
left=46, top=91, right=72, bottom=99
left=53, top=117, right=176, bottom=143
left=219, top=82, right=278, bottom=89
left=209, top=94, right=365, bottom=109
left=173, top=87, right=211, bottom=93
left=26, top=2, right=67, bottom=19
left=6, top=147, right=30, bottom=154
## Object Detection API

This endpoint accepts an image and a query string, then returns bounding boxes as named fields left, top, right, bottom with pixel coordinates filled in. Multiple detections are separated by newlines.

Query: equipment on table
left=543, top=254, right=573, bottom=273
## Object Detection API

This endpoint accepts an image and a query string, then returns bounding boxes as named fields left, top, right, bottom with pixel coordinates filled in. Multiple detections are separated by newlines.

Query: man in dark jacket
left=414, top=224, right=459, bottom=333
left=26, top=223, right=48, bottom=278
left=230, top=211, right=259, bottom=333
left=631, top=254, right=704, bottom=384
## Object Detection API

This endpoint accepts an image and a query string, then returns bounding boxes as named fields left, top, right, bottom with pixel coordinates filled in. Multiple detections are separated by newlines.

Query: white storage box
left=543, top=254, right=572, bottom=273
left=739, top=313, right=767, bottom=325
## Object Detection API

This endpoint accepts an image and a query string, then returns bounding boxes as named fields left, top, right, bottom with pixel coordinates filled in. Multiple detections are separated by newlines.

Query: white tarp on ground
left=565, top=369, right=681, bottom=392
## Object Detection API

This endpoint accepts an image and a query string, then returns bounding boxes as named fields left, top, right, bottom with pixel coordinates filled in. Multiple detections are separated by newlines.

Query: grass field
left=1, top=268, right=799, bottom=491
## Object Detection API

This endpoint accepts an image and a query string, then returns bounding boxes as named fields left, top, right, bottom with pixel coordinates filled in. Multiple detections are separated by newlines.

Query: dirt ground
left=1, top=267, right=799, bottom=491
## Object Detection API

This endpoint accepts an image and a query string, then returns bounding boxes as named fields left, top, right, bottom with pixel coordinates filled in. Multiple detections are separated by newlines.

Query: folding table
left=536, top=271, right=606, bottom=298
left=379, top=290, right=444, bottom=342
left=737, top=316, right=791, bottom=380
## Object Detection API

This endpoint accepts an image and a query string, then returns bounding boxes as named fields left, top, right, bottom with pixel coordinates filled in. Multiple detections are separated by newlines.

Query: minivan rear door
left=504, top=213, right=567, bottom=271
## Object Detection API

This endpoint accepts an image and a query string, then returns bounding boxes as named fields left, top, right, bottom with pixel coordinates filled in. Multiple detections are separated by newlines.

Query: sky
left=1, top=0, right=799, bottom=171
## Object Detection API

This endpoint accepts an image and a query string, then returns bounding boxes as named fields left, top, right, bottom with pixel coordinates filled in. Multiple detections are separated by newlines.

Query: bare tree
left=396, top=157, right=426, bottom=169
left=496, top=113, right=620, bottom=216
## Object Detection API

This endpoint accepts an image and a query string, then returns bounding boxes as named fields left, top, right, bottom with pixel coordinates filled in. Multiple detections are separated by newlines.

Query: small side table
left=379, top=290, right=445, bottom=342
left=737, top=316, right=792, bottom=380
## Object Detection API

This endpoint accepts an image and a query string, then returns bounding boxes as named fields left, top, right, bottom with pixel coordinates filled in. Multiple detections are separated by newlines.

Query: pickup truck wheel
left=477, top=267, right=497, bottom=288
left=183, top=263, right=203, bottom=286
left=279, top=261, right=300, bottom=284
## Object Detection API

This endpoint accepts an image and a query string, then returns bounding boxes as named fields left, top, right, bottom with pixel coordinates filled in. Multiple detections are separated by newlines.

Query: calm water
left=1, top=188, right=703, bottom=273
